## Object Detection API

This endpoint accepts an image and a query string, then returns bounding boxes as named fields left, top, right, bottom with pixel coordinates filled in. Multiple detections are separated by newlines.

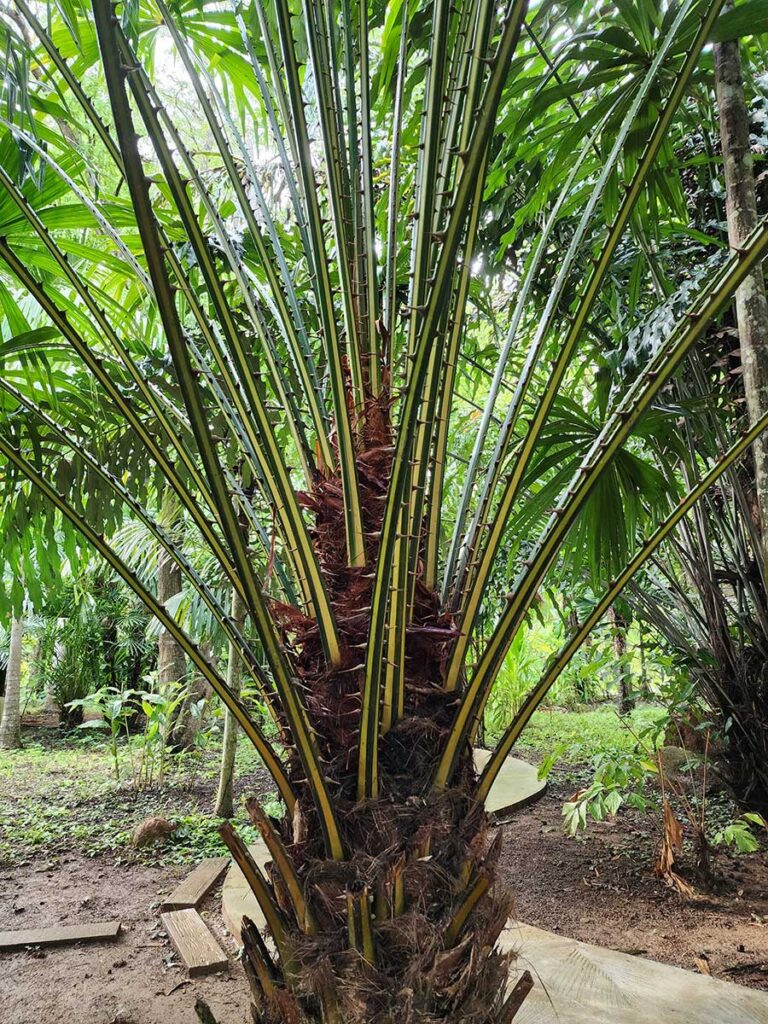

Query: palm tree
left=0, top=614, right=24, bottom=748
left=0, top=0, right=767, bottom=1020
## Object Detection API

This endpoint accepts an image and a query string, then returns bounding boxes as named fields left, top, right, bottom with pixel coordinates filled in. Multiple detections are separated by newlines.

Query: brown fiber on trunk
left=224, top=396, right=520, bottom=1023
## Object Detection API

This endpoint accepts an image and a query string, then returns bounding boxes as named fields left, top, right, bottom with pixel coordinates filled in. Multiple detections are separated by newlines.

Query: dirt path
left=0, top=856, right=250, bottom=1024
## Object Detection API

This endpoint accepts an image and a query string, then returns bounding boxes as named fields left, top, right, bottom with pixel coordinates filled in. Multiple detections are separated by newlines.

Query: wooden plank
left=161, top=856, right=230, bottom=911
left=161, top=909, right=228, bottom=977
left=0, top=920, right=121, bottom=950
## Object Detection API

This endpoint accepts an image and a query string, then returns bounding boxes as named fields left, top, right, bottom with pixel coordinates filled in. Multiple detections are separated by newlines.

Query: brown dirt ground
left=1, top=763, right=767, bottom=1023
left=497, top=765, right=768, bottom=990
left=0, top=856, right=251, bottom=1024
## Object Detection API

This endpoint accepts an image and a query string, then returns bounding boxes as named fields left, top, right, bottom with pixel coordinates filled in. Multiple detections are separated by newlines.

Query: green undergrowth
left=509, top=703, right=666, bottom=764
left=0, top=728, right=273, bottom=867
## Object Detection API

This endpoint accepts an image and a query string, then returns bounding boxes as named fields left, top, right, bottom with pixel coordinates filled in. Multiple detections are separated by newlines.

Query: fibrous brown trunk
left=221, top=398, right=522, bottom=1024
left=0, top=616, right=25, bottom=749
left=215, top=587, right=247, bottom=818
left=714, top=29, right=768, bottom=571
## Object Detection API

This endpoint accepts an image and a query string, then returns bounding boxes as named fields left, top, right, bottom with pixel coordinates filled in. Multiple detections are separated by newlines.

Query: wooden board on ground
left=473, top=751, right=546, bottom=819
left=0, top=920, right=121, bottom=950
left=501, top=922, right=768, bottom=1024
left=161, top=908, right=228, bottom=977
left=161, top=856, right=230, bottom=911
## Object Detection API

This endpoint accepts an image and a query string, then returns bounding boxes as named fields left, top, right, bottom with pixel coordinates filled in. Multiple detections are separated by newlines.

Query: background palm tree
left=0, top=0, right=766, bottom=1021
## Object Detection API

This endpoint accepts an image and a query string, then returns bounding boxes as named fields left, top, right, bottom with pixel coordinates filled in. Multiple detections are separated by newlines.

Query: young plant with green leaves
left=1, top=0, right=767, bottom=1020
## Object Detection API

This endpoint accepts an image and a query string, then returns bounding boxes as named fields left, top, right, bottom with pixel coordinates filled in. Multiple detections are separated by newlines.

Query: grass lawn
left=514, top=702, right=666, bottom=760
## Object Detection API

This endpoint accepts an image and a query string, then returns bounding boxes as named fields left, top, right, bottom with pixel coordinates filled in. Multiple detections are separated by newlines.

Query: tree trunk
left=714, top=30, right=768, bottom=571
left=27, top=635, right=41, bottom=700
left=156, top=490, right=196, bottom=749
left=169, top=660, right=210, bottom=752
left=0, top=617, right=25, bottom=749
left=215, top=587, right=247, bottom=818
left=157, top=546, right=186, bottom=693
left=609, top=606, right=634, bottom=714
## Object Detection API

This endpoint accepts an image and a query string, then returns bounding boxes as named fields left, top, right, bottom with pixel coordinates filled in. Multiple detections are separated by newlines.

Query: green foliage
left=37, top=608, right=103, bottom=722
left=132, top=675, right=187, bottom=788
left=713, top=813, right=768, bottom=853
left=0, top=728, right=265, bottom=866
left=518, top=705, right=666, bottom=760
left=67, top=685, right=135, bottom=779
left=26, top=567, right=153, bottom=723
left=561, top=750, right=656, bottom=836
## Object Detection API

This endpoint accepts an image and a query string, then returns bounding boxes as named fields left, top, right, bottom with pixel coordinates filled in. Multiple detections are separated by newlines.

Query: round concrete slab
left=473, top=751, right=546, bottom=820
left=502, top=923, right=768, bottom=1024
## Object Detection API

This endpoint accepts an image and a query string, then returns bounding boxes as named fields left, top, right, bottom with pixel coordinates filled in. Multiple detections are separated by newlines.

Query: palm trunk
left=714, top=28, right=768, bottom=571
left=0, top=616, right=25, bottom=749
left=215, top=587, right=247, bottom=818
left=169, top=652, right=208, bottom=752
left=221, top=412, right=518, bottom=1024
left=156, top=492, right=190, bottom=747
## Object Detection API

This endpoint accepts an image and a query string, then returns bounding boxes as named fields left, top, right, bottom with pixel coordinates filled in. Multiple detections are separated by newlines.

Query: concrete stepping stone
left=473, top=750, right=546, bottom=819
left=502, top=922, right=768, bottom=1023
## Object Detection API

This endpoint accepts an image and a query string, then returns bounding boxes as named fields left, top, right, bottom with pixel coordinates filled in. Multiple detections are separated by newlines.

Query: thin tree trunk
left=157, top=488, right=201, bottom=750
left=714, top=29, right=768, bottom=571
left=0, top=617, right=25, bottom=749
left=43, top=618, right=66, bottom=713
left=609, top=606, right=634, bottom=714
left=158, top=547, right=186, bottom=693
left=170, top=656, right=210, bottom=752
left=157, top=490, right=189, bottom=746
left=27, top=635, right=41, bottom=700
left=215, top=587, right=247, bottom=817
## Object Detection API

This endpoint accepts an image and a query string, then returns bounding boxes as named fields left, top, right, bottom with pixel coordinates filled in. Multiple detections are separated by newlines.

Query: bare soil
left=498, top=764, right=768, bottom=990
left=0, top=855, right=250, bottom=1024
left=1, top=760, right=767, bottom=1023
